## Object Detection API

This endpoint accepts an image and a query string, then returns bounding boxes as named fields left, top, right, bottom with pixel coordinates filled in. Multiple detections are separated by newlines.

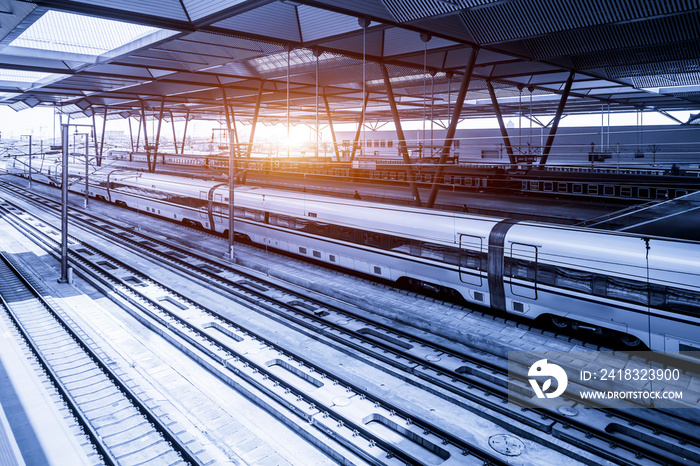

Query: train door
left=509, top=243, right=537, bottom=299
left=459, top=234, right=483, bottom=286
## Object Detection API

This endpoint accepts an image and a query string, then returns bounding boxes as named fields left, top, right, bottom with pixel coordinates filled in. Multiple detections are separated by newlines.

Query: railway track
left=0, top=190, right=518, bottom=465
left=1, top=180, right=699, bottom=465
left=0, top=252, right=199, bottom=466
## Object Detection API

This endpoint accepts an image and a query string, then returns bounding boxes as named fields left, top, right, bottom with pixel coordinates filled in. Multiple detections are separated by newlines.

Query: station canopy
left=1, top=0, right=700, bottom=126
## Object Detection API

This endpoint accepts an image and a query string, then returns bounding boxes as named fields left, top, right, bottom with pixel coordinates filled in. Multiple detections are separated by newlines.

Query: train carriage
left=7, top=156, right=700, bottom=354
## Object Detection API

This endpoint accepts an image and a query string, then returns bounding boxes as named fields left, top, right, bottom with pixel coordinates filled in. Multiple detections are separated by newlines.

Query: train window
left=313, top=250, right=321, bottom=258
left=373, top=266, right=382, bottom=274
left=273, top=214, right=291, bottom=228
left=243, top=208, right=259, bottom=221
left=665, top=287, right=700, bottom=315
left=420, top=242, right=444, bottom=261
left=390, top=237, right=411, bottom=254
left=443, top=246, right=460, bottom=266
left=291, top=217, right=308, bottom=230
left=553, top=267, right=592, bottom=293
left=299, top=247, right=307, bottom=254
left=460, top=250, right=482, bottom=270
left=336, top=226, right=355, bottom=242
left=329, top=254, right=336, bottom=263
left=506, top=259, right=536, bottom=282
left=387, top=141, right=393, bottom=148
left=308, top=221, right=330, bottom=237
left=362, top=231, right=382, bottom=248
left=604, top=277, right=648, bottom=305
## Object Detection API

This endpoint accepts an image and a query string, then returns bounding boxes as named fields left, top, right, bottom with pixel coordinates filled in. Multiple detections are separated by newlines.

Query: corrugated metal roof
left=182, top=0, right=247, bottom=22
left=211, top=2, right=302, bottom=42
left=61, top=0, right=189, bottom=21
left=2, top=0, right=700, bottom=123
left=461, top=0, right=700, bottom=45
left=297, top=5, right=361, bottom=42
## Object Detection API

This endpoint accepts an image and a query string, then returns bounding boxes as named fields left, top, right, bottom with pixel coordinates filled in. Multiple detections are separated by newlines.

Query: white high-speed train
left=8, top=157, right=700, bottom=353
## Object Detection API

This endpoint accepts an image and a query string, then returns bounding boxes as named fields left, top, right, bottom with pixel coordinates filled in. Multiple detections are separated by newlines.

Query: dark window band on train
left=256, top=208, right=700, bottom=316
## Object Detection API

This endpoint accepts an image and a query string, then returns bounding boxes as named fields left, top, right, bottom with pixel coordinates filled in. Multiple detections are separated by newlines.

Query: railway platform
left=0, top=290, right=91, bottom=466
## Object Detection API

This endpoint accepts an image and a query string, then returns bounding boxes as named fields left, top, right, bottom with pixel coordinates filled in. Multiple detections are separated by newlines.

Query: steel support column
left=180, top=111, right=190, bottom=154
left=170, top=112, right=179, bottom=154
left=140, top=100, right=152, bottom=172
left=426, top=46, right=479, bottom=208
left=128, top=117, right=135, bottom=153
left=154, top=97, right=165, bottom=167
left=380, top=63, right=422, bottom=207
left=222, top=87, right=236, bottom=261
left=539, top=71, right=575, bottom=166
left=322, top=90, right=341, bottom=161
left=487, top=80, right=516, bottom=164
left=135, top=114, right=142, bottom=153
left=350, top=90, right=370, bottom=162
left=98, top=107, right=107, bottom=167
left=242, top=82, right=264, bottom=185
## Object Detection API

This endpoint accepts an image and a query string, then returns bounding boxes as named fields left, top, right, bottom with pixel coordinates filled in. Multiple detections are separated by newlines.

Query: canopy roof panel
left=1, top=0, right=699, bottom=125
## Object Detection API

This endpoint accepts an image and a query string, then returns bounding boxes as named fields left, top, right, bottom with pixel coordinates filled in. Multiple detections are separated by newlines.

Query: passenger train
left=7, top=156, right=700, bottom=354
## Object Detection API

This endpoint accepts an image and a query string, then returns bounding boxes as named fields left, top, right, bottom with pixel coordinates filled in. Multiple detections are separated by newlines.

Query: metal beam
left=98, top=107, right=107, bottom=167
left=350, top=90, right=370, bottom=162
left=426, top=46, right=479, bottom=208
left=540, top=71, right=575, bottom=166
left=322, top=89, right=341, bottom=162
left=487, top=80, right=516, bottom=164
left=380, top=63, right=421, bottom=207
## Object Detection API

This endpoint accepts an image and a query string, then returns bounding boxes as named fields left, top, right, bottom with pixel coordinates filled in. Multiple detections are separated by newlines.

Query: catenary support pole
left=59, top=123, right=70, bottom=283
left=84, top=133, right=89, bottom=208
left=222, top=87, right=235, bottom=261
